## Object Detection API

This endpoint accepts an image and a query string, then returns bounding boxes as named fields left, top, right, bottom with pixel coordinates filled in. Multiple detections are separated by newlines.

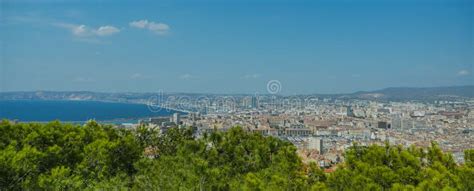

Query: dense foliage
left=0, top=120, right=472, bottom=190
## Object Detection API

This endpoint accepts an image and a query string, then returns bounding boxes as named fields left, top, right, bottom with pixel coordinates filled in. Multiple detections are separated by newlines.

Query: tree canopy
left=0, top=120, right=472, bottom=190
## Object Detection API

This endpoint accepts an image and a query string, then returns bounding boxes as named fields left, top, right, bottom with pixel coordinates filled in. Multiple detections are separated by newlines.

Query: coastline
left=0, top=100, right=186, bottom=123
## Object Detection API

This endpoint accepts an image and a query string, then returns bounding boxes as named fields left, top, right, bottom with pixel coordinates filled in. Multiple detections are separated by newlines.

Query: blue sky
left=1, top=0, right=472, bottom=94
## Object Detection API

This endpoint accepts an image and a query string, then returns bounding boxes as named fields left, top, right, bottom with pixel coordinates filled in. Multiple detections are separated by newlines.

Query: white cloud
left=55, top=23, right=120, bottom=37
left=179, top=74, right=193, bottom=80
left=72, top=25, right=88, bottom=36
left=95, top=25, right=120, bottom=36
left=10, top=16, right=119, bottom=37
left=129, top=19, right=170, bottom=35
left=129, top=20, right=148, bottom=28
left=457, top=69, right=470, bottom=76
left=148, top=22, right=170, bottom=34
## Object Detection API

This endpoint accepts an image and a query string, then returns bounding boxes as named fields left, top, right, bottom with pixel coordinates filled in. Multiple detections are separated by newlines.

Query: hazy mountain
left=351, top=85, right=474, bottom=101
left=1, top=86, right=473, bottom=102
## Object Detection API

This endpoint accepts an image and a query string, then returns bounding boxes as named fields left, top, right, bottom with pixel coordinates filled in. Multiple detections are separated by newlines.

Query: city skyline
left=1, top=0, right=473, bottom=94
left=1, top=1, right=473, bottom=189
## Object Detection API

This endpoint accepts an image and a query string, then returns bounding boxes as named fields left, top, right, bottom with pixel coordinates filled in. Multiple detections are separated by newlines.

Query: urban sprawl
left=124, top=95, right=474, bottom=168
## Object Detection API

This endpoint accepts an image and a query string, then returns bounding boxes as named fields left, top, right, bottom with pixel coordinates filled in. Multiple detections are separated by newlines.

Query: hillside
left=351, top=85, right=474, bottom=101
left=1, top=85, right=473, bottom=102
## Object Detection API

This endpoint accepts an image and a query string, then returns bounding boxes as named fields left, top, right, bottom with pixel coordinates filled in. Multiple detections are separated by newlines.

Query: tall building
left=308, top=137, right=324, bottom=154
left=391, top=117, right=402, bottom=129
left=347, top=106, right=366, bottom=118
left=347, top=106, right=354, bottom=117
left=251, top=96, right=258, bottom=109
left=378, top=121, right=391, bottom=129
left=172, top=113, right=181, bottom=125
left=189, top=112, right=198, bottom=121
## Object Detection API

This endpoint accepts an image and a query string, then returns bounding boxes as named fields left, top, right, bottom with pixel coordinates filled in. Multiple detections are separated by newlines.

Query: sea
left=0, top=100, right=179, bottom=124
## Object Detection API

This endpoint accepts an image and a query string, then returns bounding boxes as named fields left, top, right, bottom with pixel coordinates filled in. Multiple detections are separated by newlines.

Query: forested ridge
left=0, top=120, right=472, bottom=190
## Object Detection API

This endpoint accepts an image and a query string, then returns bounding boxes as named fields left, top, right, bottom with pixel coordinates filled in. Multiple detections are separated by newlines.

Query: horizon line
left=1, top=85, right=473, bottom=96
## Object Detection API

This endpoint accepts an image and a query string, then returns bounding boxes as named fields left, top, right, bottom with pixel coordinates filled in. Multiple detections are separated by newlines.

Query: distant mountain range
left=348, top=86, right=474, bottom=101
left=1, top=85, right=473, bottom=102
